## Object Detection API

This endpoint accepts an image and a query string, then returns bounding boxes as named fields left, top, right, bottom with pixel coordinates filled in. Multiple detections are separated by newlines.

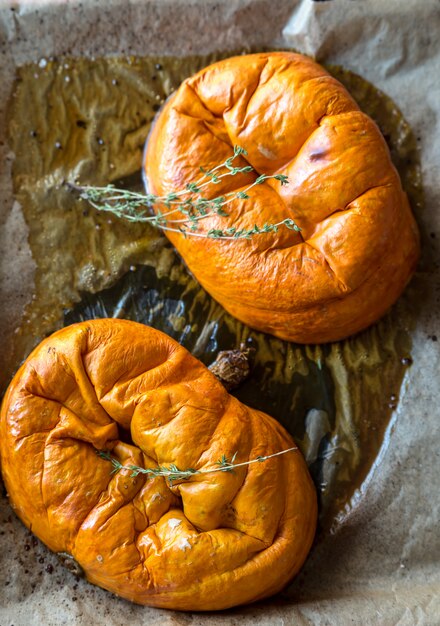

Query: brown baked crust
left=143, top=51, right=420, bottom=343
left=0, top=319, right=317, bottom=610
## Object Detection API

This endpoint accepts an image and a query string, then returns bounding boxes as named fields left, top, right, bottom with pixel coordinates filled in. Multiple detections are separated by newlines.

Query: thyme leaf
left=71, top=146, right=301, bottom=241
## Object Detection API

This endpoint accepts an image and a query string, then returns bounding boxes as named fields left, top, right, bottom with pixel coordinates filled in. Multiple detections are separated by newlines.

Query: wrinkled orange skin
left=0, top=319, right=317, bottom=611
left=144, top=52, right=420, bottom=343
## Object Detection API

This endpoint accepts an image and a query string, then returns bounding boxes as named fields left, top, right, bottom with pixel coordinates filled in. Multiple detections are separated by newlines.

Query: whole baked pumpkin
left=0, top=319, right=316, bottom=611
left=143, top=51, right=420, bottom=343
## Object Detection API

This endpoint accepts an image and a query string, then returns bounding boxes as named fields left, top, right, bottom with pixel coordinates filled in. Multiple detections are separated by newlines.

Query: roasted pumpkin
left=143, top=51, right=420, bottom=343
left=0, top=319, right=317, bottom=611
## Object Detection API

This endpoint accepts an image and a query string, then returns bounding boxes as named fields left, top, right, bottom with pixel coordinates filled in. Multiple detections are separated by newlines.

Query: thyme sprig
left=97, top=446, right=297, bottom=485
left=74, top=146, right=301, bottom=240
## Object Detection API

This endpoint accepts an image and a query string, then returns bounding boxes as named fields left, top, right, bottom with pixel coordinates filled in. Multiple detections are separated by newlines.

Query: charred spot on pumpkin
left=56, top=552, right=84, bottom=578
left=208, top=344, right=255, bottom=391
left=309, top=149, right=328, bottom=161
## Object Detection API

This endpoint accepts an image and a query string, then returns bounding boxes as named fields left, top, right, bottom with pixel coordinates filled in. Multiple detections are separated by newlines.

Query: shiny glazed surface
left=0, top=319, right=317, bottom=610
left=144, top=52, right=420, bottom=343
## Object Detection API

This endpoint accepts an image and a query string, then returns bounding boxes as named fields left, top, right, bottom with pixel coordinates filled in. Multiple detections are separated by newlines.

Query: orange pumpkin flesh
left=143, top=52, right=420, bottom=343
left=0, top=319, right=317, bottom=610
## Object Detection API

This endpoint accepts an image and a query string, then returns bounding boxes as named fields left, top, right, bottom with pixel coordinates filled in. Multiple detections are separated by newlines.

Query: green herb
left=97, top=446, right=297, bottom=485
left=71, top=147, right=301, bottom=241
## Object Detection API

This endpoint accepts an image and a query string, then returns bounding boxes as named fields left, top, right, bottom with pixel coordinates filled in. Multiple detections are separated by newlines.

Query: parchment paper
left=0, top=1, right=439, bottom=625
